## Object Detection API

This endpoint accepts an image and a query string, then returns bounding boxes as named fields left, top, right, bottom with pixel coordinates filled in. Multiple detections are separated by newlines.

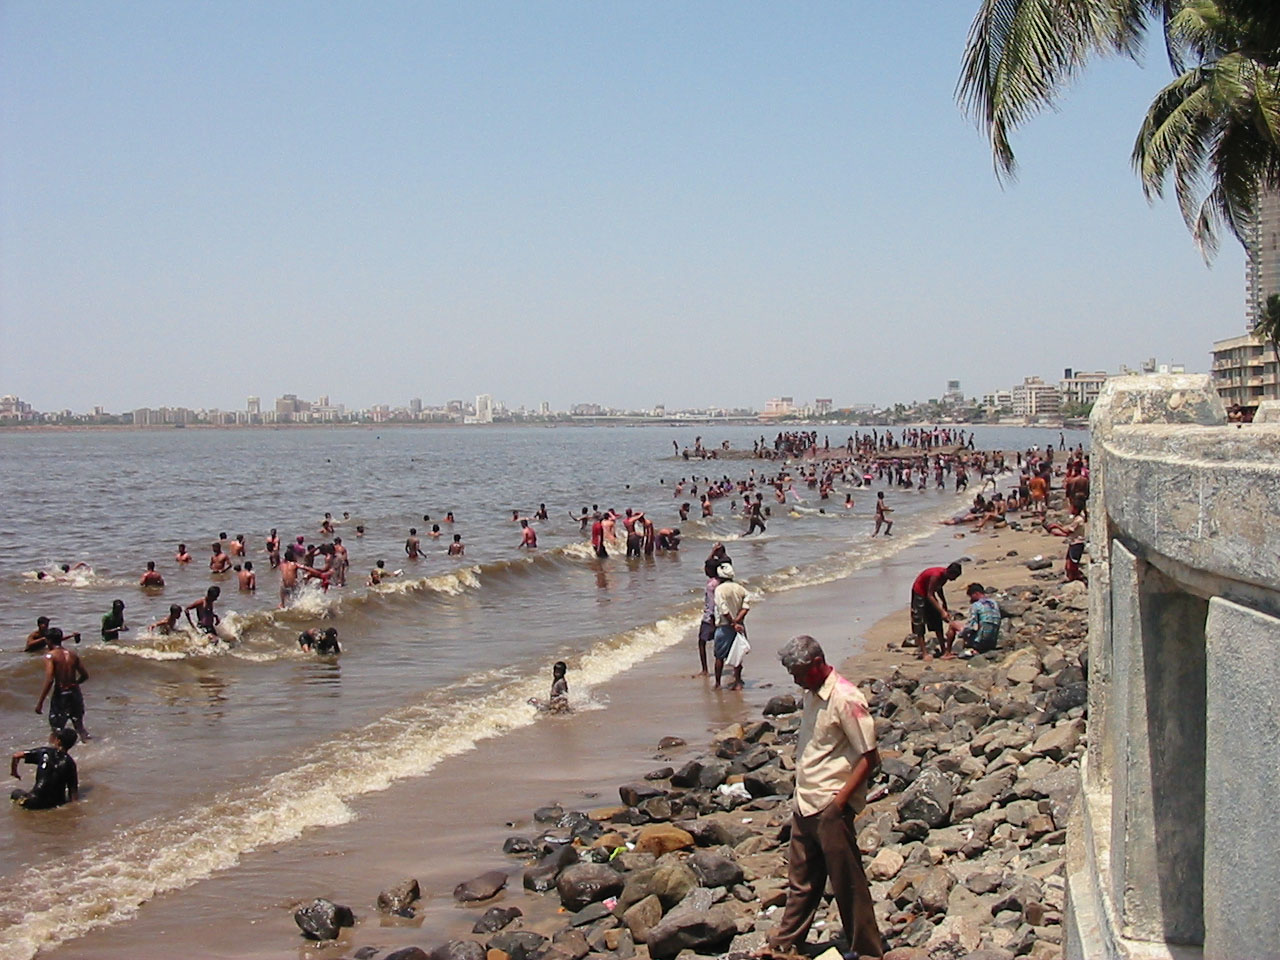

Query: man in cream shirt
left=766, top=635, right=883, bottom=960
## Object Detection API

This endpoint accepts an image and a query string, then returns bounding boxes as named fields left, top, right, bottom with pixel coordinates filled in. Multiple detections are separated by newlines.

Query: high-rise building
left=1246, top=185, right=1280, bottom=329
left=1011, top=377, right=1062, bottom=417
left=1211, top=333, right=1280, bottom=406
left=247, top=396, right=260, bottom=416
left=410, top=397, right=423, bottom=416
left=474, top=394, right=494, bottom=424
left=1059, top=368, right=1109, bottom=408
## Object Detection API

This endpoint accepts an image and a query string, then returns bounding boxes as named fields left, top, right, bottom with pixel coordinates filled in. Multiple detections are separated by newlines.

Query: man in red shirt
left=910, top=562, right=962, bottom=660
left=591, top=517, right=607, bottom=559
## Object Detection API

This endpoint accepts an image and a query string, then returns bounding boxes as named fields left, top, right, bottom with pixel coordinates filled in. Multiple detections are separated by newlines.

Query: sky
left=0, top=1, right=1248, bottom=414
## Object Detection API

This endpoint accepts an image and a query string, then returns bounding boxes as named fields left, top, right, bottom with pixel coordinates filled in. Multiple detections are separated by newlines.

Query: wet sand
left=55, top=513, right=1075, bottom=959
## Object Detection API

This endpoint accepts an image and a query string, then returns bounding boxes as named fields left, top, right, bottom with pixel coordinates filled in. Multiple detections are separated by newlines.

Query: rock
left=697, top=759, right=731, bottom=789
left=897, top=767, right=954, bottom=829
left=645, top=766, right=674, bottom=781
left=378, top=878, right=422, bottom=913
left=502, top=836, right=537, bottom=856
left=619, top=783, right=665, bottom=807
left=689, top=850, right=744, bottom=888
left=622, top=893, right=664, bottom=943
left=1005, top=661, right=1041, bottom=686
left=636, top=796, right=672, bottom=821
left=867, top=847, right=905, bottom=881
left=897, top=819, right=931, bottom=841
left=557, top=863, right=626, bottom=911
left=293, top=898, right=355, bottom=941
left=428, top=941, right=487, bottom=960
left=1031, top=719, right=1085, bottom=760
left=763, top=694, right=798, bottom=716
left=633, top=824, right=695, bottom=856
left=736, top=744, right=774, bottom=771
left=606, top=929, right=636, bottom=957
left=618, top=861, right=699, bottom=912
left=1024, top=557, right=1052, bottom=571
left=549, top=928, right=591, bottom=960
left=742, top=766, right=792, bottom=798
left=657, top=736, right=686, bottom=750
left=473, top=906, right=523, bottom=934
left=487, top=931, right=547, bottom=957
left=964, top=872, right=1003, bottom=895
left=454, top=870, right=508, bottom=902
left=534, top=804, right=564, bottom=822
left=713, top=723, right=746, bottom=742
left=523, top=844, right=579, bottom=892
left=386, top=949, right=430, bottom=960
left=643, top=888, right=738, bottom=960
left=916, top=868, right=955, bottom=915
left=669, top=760, right=704, bottom=788
left=568, top=901, right=613, bottom=928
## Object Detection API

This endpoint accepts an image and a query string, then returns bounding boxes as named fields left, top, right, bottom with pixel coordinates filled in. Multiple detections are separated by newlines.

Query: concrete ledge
left=1066, top=766, right=1202, bottom=960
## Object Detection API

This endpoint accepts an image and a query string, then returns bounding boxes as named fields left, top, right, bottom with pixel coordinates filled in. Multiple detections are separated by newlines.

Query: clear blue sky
left=0, top=1, right=1246, bottom=413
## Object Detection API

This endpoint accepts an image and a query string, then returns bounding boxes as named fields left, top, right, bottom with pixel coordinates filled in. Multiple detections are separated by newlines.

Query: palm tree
left=957, top=0, right=1280, bottom=255
left=1256, top=291, right=1280, bottom=352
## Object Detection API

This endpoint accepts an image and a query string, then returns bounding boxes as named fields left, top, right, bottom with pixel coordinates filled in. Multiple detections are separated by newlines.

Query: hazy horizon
left=1, top=3, right=1247, bottom=414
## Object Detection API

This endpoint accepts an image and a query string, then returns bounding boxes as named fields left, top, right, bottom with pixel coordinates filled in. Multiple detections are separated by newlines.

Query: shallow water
left=0, top=423, right=1078, bottom=958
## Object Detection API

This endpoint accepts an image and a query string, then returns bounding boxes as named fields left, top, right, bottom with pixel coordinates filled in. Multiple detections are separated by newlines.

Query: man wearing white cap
left=712, top=562, right=750, bottom=690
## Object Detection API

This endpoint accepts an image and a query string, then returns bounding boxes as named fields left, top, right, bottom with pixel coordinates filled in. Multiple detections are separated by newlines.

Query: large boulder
left=453, top=870, right=507, bottom=902
left=293, top=898, right=355, bottom=940
left=377, top=878, right=421, bottom=914
left=897, top=766, right=953, bottom=828
left=556, top=862, right=626, bottom=911
left=472, top=906, right=523, bottom=934
left=619, top=783, right=665, bottom=807
left=622, top=893, right=664, bottom=943
left=617, top=861, right=698, bottom=912
left=523, top=844, right=579, bottom=891
left=633, top=823, right=695, bottom=856
left=689, top=850, right=744, bottom=888
left=385, top=949, right=430, bottom=960
left=487, top=930, right=547, bottom=957
left=670, top=761, right=704, bottom=788
left=644, top=888, right=738, bottom=960
left=428, top=941, right=487, bottom=960
left=742, top=766, right=793, bottom=798
left=762, top=694, right=798, bottom=716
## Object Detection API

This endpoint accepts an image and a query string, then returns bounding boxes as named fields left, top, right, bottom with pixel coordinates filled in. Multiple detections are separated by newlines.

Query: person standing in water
left=185, top=586, right=222, bottom=639
left=34, top=629, right=91, bottom=740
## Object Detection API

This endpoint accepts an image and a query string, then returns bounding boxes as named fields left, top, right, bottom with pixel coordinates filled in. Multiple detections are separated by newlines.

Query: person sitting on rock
left=947, top=583, right=1002, bottom=657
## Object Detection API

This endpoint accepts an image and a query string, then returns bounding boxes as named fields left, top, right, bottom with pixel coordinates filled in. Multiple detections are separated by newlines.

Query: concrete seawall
left=1065, top=375, right=1280, bottom=960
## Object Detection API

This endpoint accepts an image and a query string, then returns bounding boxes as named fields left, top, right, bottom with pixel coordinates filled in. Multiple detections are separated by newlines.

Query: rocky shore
left=298, top=567, right=1089, bottom=960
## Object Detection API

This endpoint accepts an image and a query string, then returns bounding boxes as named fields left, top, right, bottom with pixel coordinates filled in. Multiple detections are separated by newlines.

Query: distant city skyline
left=1, top=4, right=1245, bottom=414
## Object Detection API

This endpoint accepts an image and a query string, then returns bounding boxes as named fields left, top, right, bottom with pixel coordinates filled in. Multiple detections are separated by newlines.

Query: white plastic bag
left=727, top=631, right=751, bottom=667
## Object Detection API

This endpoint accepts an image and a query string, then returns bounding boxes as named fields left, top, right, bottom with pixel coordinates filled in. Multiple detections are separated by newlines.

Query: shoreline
left=0, top=421, right=1092, bottom=435
left=47, top=498, right=1084, bottom=960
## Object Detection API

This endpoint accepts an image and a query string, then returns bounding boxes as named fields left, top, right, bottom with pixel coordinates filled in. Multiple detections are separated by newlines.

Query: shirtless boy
left=209, top=542, right=232, bottom=573
left=139, top=561, right=165, bottom=587
left=405, top=529, right=423, bottom=560
left=34, top=629, right=91, bottom=740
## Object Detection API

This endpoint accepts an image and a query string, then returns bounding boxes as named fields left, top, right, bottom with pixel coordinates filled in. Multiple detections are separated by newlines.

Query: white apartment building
left=474, top=394, right=494, bottom=424
left=1011, top=377, right=1062, bottom=417
left=1059, top=368, right=1109, bottom=408
left=1211, top=332, right=1280, bottom=406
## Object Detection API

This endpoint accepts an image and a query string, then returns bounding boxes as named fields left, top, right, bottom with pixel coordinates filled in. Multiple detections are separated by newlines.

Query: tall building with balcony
left=1211, top=333, right=1280, bottom=407
left=1011, top=377, right=1062, bottom=418
left=1246, top=185, right=1280, bottom=329
left=1059, top=369, right=1109, bottom=408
